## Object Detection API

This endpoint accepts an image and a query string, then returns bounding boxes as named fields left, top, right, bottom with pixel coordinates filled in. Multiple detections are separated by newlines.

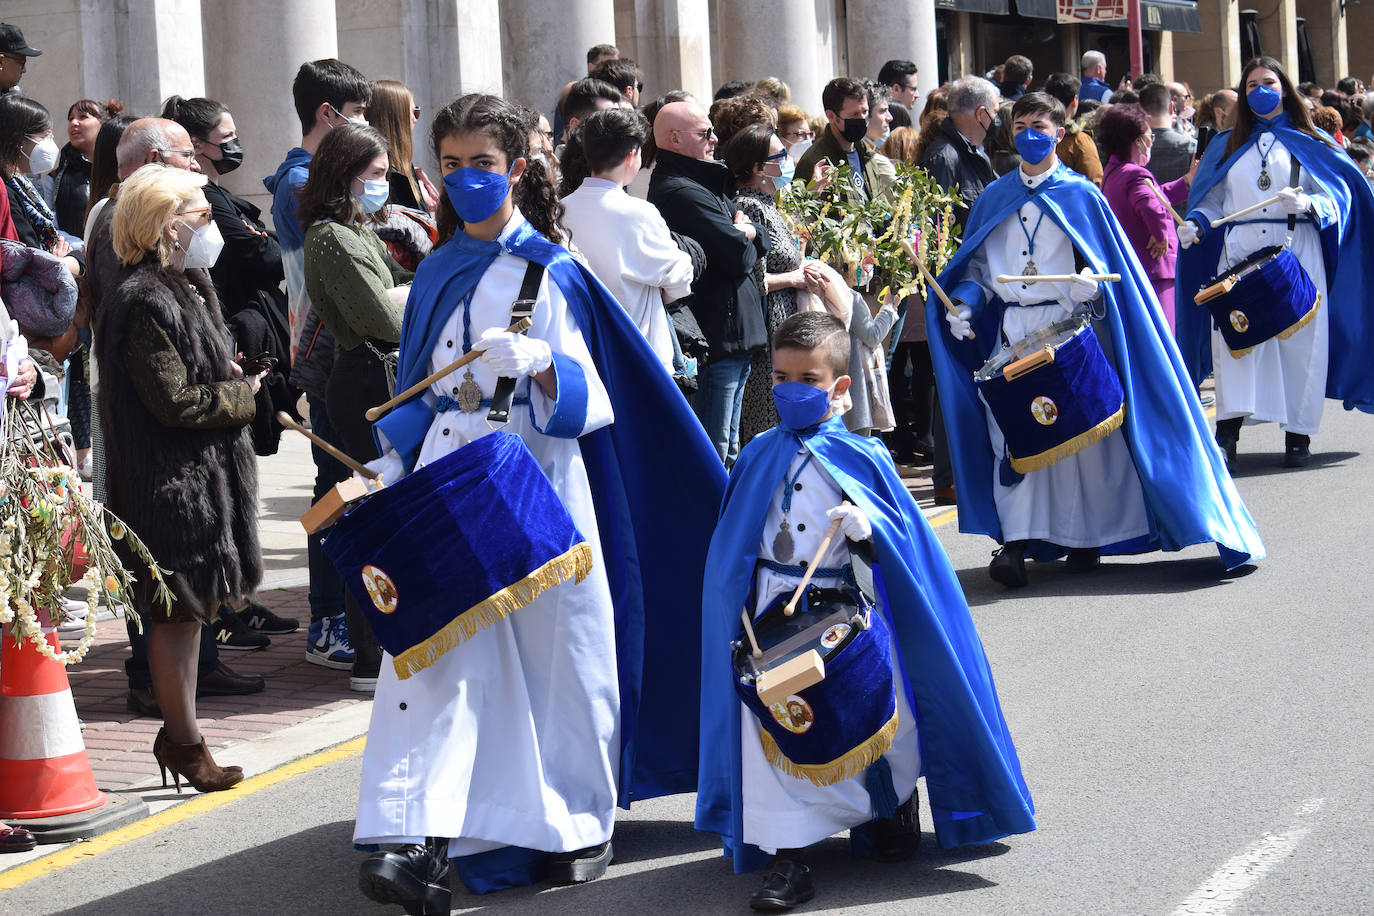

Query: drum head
left=733, top=585, right=870, bottom=682
left=975, top=315, right=1089, bottom=382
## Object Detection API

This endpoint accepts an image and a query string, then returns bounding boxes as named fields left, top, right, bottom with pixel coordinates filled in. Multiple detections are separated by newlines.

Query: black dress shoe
left=1283, top=433, right=1311, bottom=468
left=988, top=541, right=1028, bottom=588
left=359, top=841, right=451, bottom=916
left=126, top=687, right=160, bottom=718
left=547, top=839, right=612, bottom=884
left=871, top=791, right=921, bottom=863
left=1064, top=547, right=1100, bottom=573
left=749, top=858, right=814, bottom=911
left=197, top=662, right=266, bottom=697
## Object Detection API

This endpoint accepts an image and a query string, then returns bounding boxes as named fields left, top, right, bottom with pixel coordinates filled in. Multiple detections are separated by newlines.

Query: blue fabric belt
left=434, top=394, right=531, bottom=413
left=758, top=558, right=853, bottom=583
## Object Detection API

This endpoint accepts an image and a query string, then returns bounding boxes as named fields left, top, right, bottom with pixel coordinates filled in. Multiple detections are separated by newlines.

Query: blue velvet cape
left=926, top=163, right=1264, bottom=569
left=696, top=416, right=1036, bottom=873
left=375, top=220, right=727, bottom=810
left=1175, top=113, right=1374, bottom=413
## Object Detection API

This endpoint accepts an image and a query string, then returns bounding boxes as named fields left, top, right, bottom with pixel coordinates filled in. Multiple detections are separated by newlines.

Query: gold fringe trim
left=392, top=541, right=594, bottom=679
left=758, top=711, right=900, bottom=787
left=1227, top=293, right=1321, bottom=359
left=1009, top=405, right=1125, bottom=474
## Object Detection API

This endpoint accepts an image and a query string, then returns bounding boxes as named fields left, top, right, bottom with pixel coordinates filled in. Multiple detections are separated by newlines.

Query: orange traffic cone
left=0, top=609, right=145, bottom=842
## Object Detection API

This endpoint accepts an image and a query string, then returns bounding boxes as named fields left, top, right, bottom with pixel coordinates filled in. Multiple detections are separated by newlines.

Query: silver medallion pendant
left=772, top=521, right=795, bottom=562
left=457, top=369, right=483, bottom=412
left=1022, top=259, right=1038, bottom=277
left=1257, top=167, right=1272, bottom=191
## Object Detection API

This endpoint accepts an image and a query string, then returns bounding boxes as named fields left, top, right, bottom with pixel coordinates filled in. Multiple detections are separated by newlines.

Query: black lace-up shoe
left=547, top=839, right=613, bottom=884
left=359, top=841, right=451, bottom=915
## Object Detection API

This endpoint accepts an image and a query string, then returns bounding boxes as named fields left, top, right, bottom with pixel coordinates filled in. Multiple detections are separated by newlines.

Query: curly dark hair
left=431, top=94, right=566, bottom=246
left=1096, top=103, right=1150, bottom=161
left=295, top=122, right=388, bottom=230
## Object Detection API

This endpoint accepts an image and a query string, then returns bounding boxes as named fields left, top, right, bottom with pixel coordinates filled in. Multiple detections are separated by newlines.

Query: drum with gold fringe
left=323, top=431, right=592, bottom=679
left=1192, top=245, right=1321, bottom=358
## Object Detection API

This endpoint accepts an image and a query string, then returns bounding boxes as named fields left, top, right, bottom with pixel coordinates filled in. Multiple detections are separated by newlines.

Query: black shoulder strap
left=1287, top=155, right=1301, bottom=234
left=487, top=260, right=544, bottom=425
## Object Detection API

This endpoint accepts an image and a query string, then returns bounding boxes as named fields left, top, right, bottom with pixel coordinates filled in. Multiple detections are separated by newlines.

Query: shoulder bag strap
left=486, top=260, right=544, bottom=425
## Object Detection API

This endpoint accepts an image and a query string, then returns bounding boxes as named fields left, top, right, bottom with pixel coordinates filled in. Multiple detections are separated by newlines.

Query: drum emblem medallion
left=1229, top=310, right=1250, bottom=333
left=820, top=623, right=851, bottom=650
left=1031, top=396, right=1059, bottom=426
left=361, top=565, right=399, bottom=614
left=769, top=695, right=815, bottom=734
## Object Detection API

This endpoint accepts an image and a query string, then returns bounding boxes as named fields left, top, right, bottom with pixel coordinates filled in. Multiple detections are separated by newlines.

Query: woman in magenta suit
left=1099, top=104, right=1194, bottom=331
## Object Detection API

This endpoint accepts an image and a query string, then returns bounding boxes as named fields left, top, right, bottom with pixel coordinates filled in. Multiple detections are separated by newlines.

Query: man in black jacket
left=648, top=100, right=768, bottom=467
left=897, top=76, right=1002, bottom=504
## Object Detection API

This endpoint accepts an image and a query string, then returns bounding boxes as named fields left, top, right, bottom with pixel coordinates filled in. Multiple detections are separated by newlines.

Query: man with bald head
left=1210, top=89, right=1237, bottom=130
left=648, top=101, right=768, bottom=466
left=87, top=117, right=264, bottom=714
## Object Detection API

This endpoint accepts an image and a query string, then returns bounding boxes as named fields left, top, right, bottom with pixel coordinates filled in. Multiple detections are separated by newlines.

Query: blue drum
left=733, top=584, right=898, bottom=787
left=1193, top=245, right=1321, bottom=358
left=974, top=316, right=1126, bottom=475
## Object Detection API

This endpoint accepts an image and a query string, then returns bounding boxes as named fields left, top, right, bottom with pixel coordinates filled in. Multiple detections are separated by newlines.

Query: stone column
left=201, top=0, right=338, bottom=220
left=626, top=0, right=713, bottom=102
left=500, top=0, right=617, bottom=116
left=951, top=13, right=977, bottom=82
left=846, top=0, right=939, bottom=104
left=1257, top=0, right=1300, bottom=77
left=125, top=0, right=206, bottom=117
left=717, top=0, right=822, bottom=113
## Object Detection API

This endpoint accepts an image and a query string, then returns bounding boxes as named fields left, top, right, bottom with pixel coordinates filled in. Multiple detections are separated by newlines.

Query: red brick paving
left=65, top=584, right=367, bottom=791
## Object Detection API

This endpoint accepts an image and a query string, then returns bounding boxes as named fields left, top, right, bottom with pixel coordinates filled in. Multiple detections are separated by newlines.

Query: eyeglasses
left=783, top=129, right=812, bottom=140
left=673, top=127, right=715, bottom=141
left=411, top=107, right=422, bottom=118
left=158, top=147, right=196, bottom=160
left=765, top=150, right=788, bottom=162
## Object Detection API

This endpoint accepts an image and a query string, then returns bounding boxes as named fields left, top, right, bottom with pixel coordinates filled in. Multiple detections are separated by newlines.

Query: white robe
left=355, top=211, right=620, bottom=858
left=561, top=177, right=693, bottom=372
left=1190, top=137, right=1333, bottom=435
left=964, top=166, right=1150, bottom=547
left=740, top=446, right=921, bottom=853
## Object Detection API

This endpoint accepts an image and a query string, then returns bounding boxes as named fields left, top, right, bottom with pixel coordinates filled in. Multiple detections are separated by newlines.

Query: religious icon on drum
left=769, top=695, right=815, bottom=734
left=362, top=565, right=400, bottom=615
left=1030, top=396, right=1059, bottom=426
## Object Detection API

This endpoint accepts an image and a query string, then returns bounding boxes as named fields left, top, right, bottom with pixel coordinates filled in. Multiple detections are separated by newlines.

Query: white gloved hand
left=1067, top=267, right=1100, bottom=304
left=361, top=450, right=404, bottom=487
left=1176, top=219, right=1201, bottom=249
left=471, top=328, right=553, bottom=378
left=1276, top=186, right=1312, bottom=216
left=945, top=302, right=973, bottom=340
left=826, top=503, right=872, bottom=542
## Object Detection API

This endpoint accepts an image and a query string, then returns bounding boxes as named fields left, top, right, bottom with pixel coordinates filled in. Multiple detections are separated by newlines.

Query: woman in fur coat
left=97, top=165, right=264, bottom=793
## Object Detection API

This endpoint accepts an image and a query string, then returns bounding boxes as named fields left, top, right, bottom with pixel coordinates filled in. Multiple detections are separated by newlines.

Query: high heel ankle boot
left=153, top=728, right=244, bottom=794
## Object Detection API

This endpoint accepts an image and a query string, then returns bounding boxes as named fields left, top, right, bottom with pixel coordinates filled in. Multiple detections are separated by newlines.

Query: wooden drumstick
left=1209, top=193, right=1286, bottom=228
left=741, top=608, right=763, bottom=660
left=276, top=411, right=377, bottom=479
left=783, top=501, right=851, bottom=617
left=901, top=239, right=974, bottom=340
left=1148, top=180, right=1185, bottom=227
left=995, top=273, right=1122, bottom=284
left=363, top=317, right=533, bottom=422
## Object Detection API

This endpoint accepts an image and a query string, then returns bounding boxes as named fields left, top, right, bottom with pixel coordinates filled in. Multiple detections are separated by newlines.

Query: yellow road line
left=0, top=735, right=366, bottom=891
left=928, top=508, right=957, bottom=528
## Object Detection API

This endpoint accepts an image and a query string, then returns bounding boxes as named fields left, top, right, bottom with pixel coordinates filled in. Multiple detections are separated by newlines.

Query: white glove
left=945, top=302, right=973, bottom=340
left=471, top=328, right=553, bottom=378
left=826, top=503, right=872, bottom=542
left=361, top=450, right=404, bottom=487
left=1276, top=186, right=1312, bottom=216
left=1067, top=267, right=1100, bottom=304
left=1176, top=219, right=1201, bottom=249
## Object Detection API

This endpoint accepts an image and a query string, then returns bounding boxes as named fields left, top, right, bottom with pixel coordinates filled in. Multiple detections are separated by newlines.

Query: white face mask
left=176, top=220, right=225, bottom=270
left=26, top=135, right=59, bottom=174
left=789, top=137, right=813, bottom=160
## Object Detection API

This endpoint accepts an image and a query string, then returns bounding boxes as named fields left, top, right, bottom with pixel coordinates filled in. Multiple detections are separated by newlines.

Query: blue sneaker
left=305, top=613, right=355, bottom=670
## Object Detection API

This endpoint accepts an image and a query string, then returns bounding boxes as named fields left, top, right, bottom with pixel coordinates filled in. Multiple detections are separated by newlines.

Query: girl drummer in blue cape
left=927, top=92, right=1264, bottom=588
left=1175, top=56, right=1374, bottom=471
left=698, top=312, right=1036, bottom=911
left=350, top=94, right=726, bottom=913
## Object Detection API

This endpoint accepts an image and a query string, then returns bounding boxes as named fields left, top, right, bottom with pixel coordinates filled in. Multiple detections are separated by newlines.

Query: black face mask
left=978, top=109, right=1002, bottom=143
left=214, top=138, right=244, bottom=174
left=840, top=117, right=869, bottom=144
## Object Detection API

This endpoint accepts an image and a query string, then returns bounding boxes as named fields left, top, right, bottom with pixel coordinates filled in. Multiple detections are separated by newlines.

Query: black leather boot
left=359, top=838, right=451, bottom=915
left=989, top=540, right=1028, bottom=588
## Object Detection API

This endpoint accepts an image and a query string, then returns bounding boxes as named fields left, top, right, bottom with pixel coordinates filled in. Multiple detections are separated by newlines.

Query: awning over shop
left=936, top=0, right=1012, bottom=14
left=1015, top=0, right=1201, bottom=32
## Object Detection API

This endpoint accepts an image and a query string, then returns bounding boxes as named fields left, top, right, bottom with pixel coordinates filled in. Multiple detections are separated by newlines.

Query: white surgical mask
left=789, top=137, right=813, bottom=161
left=176, top=220, right=225, bottom=270
left=26, top=135, right=59, bottom=174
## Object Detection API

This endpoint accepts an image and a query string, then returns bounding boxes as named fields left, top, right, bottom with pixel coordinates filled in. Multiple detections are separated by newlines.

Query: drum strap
left=1286, top=156, right=1301, bottom=240
left=487, top=261, right=544, bottom=425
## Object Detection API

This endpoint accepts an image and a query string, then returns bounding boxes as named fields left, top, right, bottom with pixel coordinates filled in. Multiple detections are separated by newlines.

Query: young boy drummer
left=697, top=312, right=1036, bottom=911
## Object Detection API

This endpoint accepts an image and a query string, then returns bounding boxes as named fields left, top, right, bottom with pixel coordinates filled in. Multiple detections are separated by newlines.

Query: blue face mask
left=1013, top=126, right=1057, bottom=165
left=771, top=155, right=796, bottom=193
left=1247, top=84, right=1283, bottom=118
left=355, top=178, right=389, bottom=214
left=773, top=381, right=834, bottom=431
left=445, top=166, right=513, bottom=224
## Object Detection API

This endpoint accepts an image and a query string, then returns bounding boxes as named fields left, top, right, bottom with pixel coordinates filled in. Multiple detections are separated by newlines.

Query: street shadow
left=46, top=820, right=1002, bottom=915
left=958, top=554, right=1258, bottom=608
left=1230, top=449, right=1358, bottom=479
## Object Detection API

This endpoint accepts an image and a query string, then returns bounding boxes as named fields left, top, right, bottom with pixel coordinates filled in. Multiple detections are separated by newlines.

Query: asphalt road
left=5, top=406, right=1371, bottom=916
